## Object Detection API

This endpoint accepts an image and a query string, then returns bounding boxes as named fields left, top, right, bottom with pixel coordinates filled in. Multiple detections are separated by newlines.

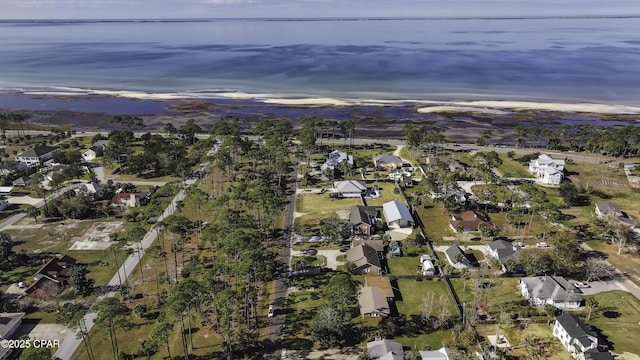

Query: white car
left=536, top=242, right=549, bottom=248
left=574, top=282, right=590, bottom=289
left=268, top=305, right=275, bottom=318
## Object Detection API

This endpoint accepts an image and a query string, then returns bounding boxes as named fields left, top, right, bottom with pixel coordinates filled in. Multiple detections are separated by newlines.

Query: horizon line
left=1, top=14, right=640, bottom=22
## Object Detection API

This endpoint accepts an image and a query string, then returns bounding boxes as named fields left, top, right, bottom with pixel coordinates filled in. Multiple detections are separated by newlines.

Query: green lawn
left=586, top=290, right=640, bottom=355
left=365, top=182, right=405, bottom=207
left=451, top=277, right=525, bottom=316
left=413, top=206, right=455, bottom=244
left=395, top=278, right=458, bottom=318
left=296, top=193, right=362, bottom=213
left=294, top=211, right=342, bottom=235
left=475, top=323, right=572, bottom=360
left=388, top=256, right=422, bottom=276
left=496, top=153, right=535, bottom=178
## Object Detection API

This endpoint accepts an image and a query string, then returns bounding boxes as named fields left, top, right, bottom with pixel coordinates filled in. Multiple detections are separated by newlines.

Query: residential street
left=53, top=178, right=196, bottom=359
left=265, top=157, right=297, bottom=359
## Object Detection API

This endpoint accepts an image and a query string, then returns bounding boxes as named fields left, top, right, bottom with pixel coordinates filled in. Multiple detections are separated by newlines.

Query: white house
left=16, top=145, right=60, bottom=167
left=529, top=154, right=565, bottom=185
left=520, top=276, right=583, bottom=309
left=82, top=148, right=97, bottom=161
left=553, top=314, right=613, bottom=360
left=321, top=150, right=353, bottom=179
left=333, top=180, right=367, bottom=198
left=382, top=200, right=414, bottom=228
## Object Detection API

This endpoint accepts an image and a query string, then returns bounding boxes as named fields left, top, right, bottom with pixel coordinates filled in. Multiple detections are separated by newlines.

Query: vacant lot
left=296, top=193, right=362, bottom=213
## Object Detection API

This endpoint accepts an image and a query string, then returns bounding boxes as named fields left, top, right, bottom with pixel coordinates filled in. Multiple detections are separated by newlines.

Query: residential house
left=359, top=286, right=390, bottom=318
left=350, top=205, right=379, bottom=238
left=111, top=191, right=149, bottom=208
left=375, top=155, right=403, bottom=170
left=449, top=210, right=492, bottom=232
left=520, top=276, right=583, bottom=309
left=553, top=313, right=613, bottom=360
left=11, top=175, right=31, bottom=187
left=366, top=339, right=404, bottom=360
left=81, top=148, right=97, bottom=161
left=444, top=244, right=473, bottom=269
left=92, top=139, right=109, bottom=150
left=486, top=239, right=520, bottom=271
left=16, top=145, right=60, bottom=167
left=352, top=239, right=385, bottom=253
left=0, top=312, right=26, bottom=360
left=420, top=254, right=436, bottom=276
left=382, top=200, right=414, bottom=228
left=333, top=180, right=367, bottom=198
left=595, top=202, right=639, bottom=230
left=24, top=255, right=76, bottom=297
left=45, top=164, right=68, bottom=182
left=529, top=154, right=565, bottom=185
left=321, top=150, right=353, bottom=179
left=0, top=160, right=27, bottom=177
left=419, top=347, right=453, bottom=360
left=364, top=276, right=395, bottom=302
left=77, top=182, right=103, bottom=195
left=346, top=243, right=382, bottom=274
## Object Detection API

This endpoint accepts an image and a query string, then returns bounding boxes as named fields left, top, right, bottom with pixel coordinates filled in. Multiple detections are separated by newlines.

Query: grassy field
left=413, top=206, right=455, bottom=244
left=496, top=153, right=535, bottom=178
left=586, top=290, right=640, bottom=355
left=294, top=211, right=342, bottom=235
left=296, top=193, right=362, bottom=213
left=475, top=323, right=572, bottom=360
left=394, top=278, right=458, bottom=318
left=450, top=277, right=524, bottom=316
left=364, top=182, right=405, bottom=207
left=388, top=256, right=422, bottom=276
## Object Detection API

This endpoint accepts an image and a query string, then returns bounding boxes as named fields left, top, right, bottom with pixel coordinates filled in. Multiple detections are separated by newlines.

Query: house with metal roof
left=382, top=200, right=414, bottom=228
left=529, top=154, right=565, bottom=185
left=520, top=276, right=583, bottom=309
left=553, top=313, right=613, bottom=360
left=419, top=347, right=453, bottom=360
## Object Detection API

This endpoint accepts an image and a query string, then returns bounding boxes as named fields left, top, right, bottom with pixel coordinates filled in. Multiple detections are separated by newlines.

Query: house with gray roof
left=520, top=276, right=583, bottom=309
left=16, top=145, right=60, bottom=167
left=444, top=244, right=472, bottom=269
left=595, top=202, right=640, bottom=231
left=375, top=155, right=403, bottom=170
left=486, top=239, right=520, bottom=271
left=529, top=154, right=565, bottom=184
left=346, top=243, right=382, bottom=274
left=553, top=313, right=613, bottom=360
left=382, top=200, right=414, bottom=228
left=0, top=312, right=26, bottom=360
left=350, top=205, right=379, bottom=238
left=367, top=339, right=403, bottom=360
left=333, top=180, right=367, bottom=198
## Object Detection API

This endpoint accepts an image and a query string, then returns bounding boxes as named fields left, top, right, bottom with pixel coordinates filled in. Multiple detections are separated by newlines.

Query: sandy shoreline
left=1, top=91, right=639, bottom=143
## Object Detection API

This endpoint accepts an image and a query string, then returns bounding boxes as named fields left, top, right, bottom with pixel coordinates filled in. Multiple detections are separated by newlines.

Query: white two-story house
left=553, top=313, right=613, bottom=360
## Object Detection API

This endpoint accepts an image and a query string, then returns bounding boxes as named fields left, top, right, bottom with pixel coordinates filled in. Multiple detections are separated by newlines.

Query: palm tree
left=25, top=205, right=41, bottom=222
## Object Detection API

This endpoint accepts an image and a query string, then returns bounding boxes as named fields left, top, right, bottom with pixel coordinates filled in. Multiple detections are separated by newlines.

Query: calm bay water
left=1, top=17, right=640, bottom=105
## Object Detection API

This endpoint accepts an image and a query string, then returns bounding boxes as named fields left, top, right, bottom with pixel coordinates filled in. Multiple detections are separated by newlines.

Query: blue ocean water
left=0, top=17, right=639, bottom=105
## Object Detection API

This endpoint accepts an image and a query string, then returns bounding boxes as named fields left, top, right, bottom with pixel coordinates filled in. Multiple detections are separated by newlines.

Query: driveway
left=580, top=279, right=630, bottom=296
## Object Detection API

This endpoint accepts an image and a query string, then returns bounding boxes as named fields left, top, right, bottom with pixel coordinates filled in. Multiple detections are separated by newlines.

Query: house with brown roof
left=346, top=243, right=382, bottom=274
left=25, top=255, right=76, bottom=297
left=352, top=239, right=385, bottom=253
left=449, top=210, right=492, bottom=232
left=364, top=276, right=395, bottom=301
left=350, top=205, right=379, bottom=238
left=358, top=286, right=390, bottom=318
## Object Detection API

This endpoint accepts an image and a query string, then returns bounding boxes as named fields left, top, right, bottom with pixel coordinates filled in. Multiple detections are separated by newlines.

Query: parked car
left=536, top=242, right=549, bottom=248
left=268, top=305, right=275, bottom=318
left=573, top=282, right=590, bottom=288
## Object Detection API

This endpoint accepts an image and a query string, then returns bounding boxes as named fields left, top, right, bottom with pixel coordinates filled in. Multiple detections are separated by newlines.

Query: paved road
left=265, top=155, right=297, bottom=359
left=53, top=179, right=196, bottom=360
